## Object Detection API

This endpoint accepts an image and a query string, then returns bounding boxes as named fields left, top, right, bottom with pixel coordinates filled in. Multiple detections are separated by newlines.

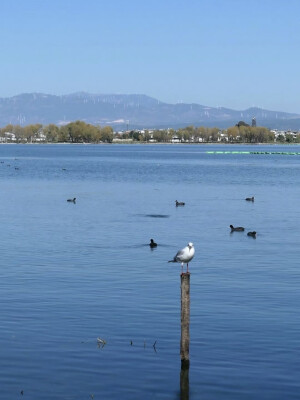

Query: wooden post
left=180, top=272, right=190, bottom=369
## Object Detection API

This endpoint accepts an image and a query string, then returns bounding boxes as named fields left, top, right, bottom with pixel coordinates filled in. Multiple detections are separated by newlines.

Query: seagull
left=67, top=197, right=76, bottom=203
left=175, top=200, right=185, bottom=206
left=168, top=242, right=195, bottom=273
left=245, top=196, right=254, bottom=202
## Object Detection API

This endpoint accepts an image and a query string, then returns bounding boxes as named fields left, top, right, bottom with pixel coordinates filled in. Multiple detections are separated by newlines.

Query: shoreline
left=0, top=141, right=299, bottom=146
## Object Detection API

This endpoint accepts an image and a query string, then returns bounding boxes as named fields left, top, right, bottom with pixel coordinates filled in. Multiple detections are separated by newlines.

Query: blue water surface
left=0, top=143, right=299, bottom=399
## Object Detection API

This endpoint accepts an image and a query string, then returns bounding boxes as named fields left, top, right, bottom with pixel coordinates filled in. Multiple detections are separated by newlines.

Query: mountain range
left=0, top=92, right=300, bottom=130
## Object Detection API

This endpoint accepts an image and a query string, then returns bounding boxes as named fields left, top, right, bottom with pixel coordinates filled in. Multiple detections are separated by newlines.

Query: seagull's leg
left=187, top=263, right=189, bottom=273
left=181, top=263, right=183, bottom=274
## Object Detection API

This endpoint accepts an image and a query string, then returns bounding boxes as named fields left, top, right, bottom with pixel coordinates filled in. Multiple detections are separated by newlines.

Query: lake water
left=0, top=143, right=299, bottom=399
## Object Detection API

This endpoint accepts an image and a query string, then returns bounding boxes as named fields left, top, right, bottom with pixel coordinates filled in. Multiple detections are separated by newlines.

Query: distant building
left=252, top=117, right=256, bottom=127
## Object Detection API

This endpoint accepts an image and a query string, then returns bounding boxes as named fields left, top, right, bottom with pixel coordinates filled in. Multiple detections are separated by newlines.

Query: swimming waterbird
left=230, top=225, right=245, bottom=232
left=247, top=231, right=256, bottom=238
left=149, top=239, right=157, bottom=248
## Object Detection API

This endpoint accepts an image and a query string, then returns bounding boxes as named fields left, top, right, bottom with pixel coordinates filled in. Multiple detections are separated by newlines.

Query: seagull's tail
left=168, top=259, right=176, bottom=263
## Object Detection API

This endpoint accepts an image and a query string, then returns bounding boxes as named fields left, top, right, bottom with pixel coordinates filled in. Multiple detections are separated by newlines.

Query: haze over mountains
left=0, top=92, right=300, bottom=130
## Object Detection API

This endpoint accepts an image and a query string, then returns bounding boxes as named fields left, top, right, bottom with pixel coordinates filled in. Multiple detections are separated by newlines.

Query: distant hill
left=0, top=92, right=299, bottom=130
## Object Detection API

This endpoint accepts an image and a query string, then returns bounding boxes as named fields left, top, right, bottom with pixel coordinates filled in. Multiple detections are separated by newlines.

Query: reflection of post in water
left=180, top=272, right=190, bottom=400
left=180, top=365, right=189, bottom=400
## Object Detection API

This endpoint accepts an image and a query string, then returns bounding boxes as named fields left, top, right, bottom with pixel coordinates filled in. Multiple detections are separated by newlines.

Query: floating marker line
left=206, top=151, right=300, bottom=155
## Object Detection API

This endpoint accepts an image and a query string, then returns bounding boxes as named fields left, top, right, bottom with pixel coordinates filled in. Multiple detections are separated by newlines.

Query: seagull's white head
left=188, top=242, right=193, bottom=248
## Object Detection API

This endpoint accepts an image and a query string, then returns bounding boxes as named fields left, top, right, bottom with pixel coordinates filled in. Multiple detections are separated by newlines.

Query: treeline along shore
left=0, top=120, right=299, bottom=144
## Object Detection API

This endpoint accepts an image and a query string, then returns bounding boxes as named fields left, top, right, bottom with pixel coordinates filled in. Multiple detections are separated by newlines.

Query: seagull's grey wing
left=175, top=248, right=186, bottom=261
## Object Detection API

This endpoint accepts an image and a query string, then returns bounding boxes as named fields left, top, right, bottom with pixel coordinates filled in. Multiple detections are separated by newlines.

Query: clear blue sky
left=1, top=0, right=300, bottom=113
